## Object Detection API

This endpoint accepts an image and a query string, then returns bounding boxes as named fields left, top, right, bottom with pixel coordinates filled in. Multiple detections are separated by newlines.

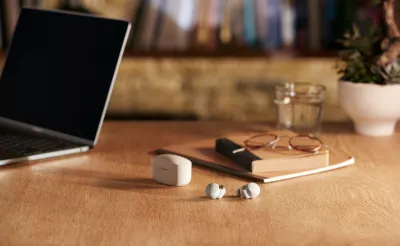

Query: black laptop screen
left=0, top=8, right=129, bottom=142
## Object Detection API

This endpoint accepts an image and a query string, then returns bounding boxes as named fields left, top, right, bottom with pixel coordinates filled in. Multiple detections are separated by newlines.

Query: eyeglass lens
left=290, top=136, right=321, bottom=151
left=245, top=134, right=276, bottom=148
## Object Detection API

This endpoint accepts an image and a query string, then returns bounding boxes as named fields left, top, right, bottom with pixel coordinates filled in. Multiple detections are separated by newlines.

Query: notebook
left=155, top=137, right=355, bottom=183
left=215, top=130, right=329, bottom=173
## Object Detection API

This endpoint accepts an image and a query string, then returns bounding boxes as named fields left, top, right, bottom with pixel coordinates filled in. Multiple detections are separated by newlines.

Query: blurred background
left=0, top=0, right=391, bottom=121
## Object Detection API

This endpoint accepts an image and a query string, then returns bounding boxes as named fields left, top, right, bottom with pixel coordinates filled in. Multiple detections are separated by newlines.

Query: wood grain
left=1, top=121, right=400, bottom=245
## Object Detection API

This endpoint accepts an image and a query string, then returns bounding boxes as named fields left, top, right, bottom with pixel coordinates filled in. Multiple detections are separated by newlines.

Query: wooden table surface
left=1, top=121, right=400, bottom=245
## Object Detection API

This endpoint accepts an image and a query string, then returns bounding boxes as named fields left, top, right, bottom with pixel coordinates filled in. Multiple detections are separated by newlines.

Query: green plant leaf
left=336, top=18, right=388, bottom=84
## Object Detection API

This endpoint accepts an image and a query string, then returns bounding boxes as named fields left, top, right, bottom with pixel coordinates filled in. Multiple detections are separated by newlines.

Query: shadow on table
left=0, top=154, right=92, bottom=171
left=182, top=195, right=244, bottom=203
left=320, top=122, right=355, bottom=134
left=43, top=168, right=171, bottom=190
left=0, top=161, right=27, bottom=170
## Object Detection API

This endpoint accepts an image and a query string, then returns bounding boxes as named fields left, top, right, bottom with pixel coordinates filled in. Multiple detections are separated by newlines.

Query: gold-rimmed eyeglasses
left=233, top=133, right=328, bottom=154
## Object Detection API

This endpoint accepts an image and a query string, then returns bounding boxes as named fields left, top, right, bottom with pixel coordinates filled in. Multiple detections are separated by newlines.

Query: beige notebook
left=155, top=137, right=354, bottom=183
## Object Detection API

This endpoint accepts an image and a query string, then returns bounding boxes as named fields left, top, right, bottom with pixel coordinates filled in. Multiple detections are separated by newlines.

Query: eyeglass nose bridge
left=270, top=135, right=292, bottom=150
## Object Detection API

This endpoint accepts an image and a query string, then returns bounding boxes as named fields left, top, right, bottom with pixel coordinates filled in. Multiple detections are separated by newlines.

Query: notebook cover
left=155, top=138, right=354, bottom=183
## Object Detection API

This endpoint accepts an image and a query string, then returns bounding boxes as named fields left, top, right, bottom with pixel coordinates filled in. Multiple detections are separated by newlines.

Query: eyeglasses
left=233, top=133, right=328, bottom=154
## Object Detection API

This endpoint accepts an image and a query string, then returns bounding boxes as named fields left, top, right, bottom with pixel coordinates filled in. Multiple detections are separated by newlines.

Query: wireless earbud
left=205, top=183, right=226, bottom=199
left=236, top=182, right=260, bottom=199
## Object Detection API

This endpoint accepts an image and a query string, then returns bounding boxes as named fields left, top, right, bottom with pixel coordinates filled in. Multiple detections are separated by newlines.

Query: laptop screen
left=0, top=8, right=129, bottom=143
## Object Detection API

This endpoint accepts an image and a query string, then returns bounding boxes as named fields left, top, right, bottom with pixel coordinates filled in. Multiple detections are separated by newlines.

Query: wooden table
left=1, top=121, right=400, bottom=245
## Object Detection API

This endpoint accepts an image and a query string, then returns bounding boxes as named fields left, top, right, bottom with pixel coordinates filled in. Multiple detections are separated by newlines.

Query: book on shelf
left=157, top=0, right=177, bottom=50
left=207, top=0, right=220, bottom=50
left=0, top=2, right=3, bottom=50
left=243, top=0, right=256, bottom=47
left=218, top=0, right=231, bottom=46
left=3, top=0, right=19, bottom=46
left=193, top=0, right=212, bottom=49
left=254, top=0, right=268, bottom=48
left=127, top=0, right=146, bottom=50
left=0, top=0, right=387, bottom=55
left=150, top=0, right=166, bottom=50
left=321, top=0, right=337, bottom=49
left=265, top=0, right=282, bottom=49
left=281, top=0, right=296, bottom=48
left=308, top=0, right=321, bottom=51
left=137, top=0, right=160, bottom=50
left=175, top=0, right=196, bottom=50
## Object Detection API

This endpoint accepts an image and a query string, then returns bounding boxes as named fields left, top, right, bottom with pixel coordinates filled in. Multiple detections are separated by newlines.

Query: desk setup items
left=151, top=154, right=262, bottom=200
left=0, top=7, right=353, bottom=202
left=153, top=129, right=355, bottom=199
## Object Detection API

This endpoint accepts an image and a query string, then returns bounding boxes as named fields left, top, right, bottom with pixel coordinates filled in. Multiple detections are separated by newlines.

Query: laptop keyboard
left=0, top=129, right=81, bottom=156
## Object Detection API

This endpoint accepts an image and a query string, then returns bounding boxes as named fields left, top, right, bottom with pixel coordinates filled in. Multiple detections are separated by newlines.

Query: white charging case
left=151, top=154, right=192, bottom=186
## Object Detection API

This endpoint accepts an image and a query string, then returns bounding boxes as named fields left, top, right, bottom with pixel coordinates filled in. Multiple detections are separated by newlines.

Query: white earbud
left=205, top=183, right=226, bottom=199
left=236, top=182, right=260, bottom=199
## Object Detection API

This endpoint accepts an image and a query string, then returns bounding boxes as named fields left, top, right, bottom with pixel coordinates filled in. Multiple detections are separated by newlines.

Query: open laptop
left=0, top=8, right=130, bottom=166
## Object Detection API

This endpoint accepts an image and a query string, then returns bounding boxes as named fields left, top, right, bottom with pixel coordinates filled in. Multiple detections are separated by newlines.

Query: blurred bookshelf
left=122, top=49, right=337, bottom=58
left=0, top=0, right=388, bottom=59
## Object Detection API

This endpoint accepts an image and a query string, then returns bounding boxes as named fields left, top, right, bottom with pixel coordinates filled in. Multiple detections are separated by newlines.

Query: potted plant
left=337, top=0, right=400, bottom=136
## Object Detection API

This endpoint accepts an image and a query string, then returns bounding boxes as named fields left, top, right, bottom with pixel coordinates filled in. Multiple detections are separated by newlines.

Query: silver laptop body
left=0, top=8, right=131, bottom=166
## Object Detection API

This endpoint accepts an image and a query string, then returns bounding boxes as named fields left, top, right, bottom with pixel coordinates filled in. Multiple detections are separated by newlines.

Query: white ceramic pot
left=338, top=81, right=400, bottom=136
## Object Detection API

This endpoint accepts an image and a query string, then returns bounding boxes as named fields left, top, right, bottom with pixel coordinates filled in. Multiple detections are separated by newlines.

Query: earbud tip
left=240, top=188, right=251, bottom=199
left=218, top=187, right=226, bottom=199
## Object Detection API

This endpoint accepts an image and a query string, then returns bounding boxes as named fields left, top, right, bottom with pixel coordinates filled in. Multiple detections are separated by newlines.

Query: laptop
left=0, top=8, right=130, bottom=166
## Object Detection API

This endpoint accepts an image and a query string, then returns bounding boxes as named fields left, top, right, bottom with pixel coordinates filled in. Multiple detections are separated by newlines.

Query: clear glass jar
left=274, top=82, right=326, bottom=133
